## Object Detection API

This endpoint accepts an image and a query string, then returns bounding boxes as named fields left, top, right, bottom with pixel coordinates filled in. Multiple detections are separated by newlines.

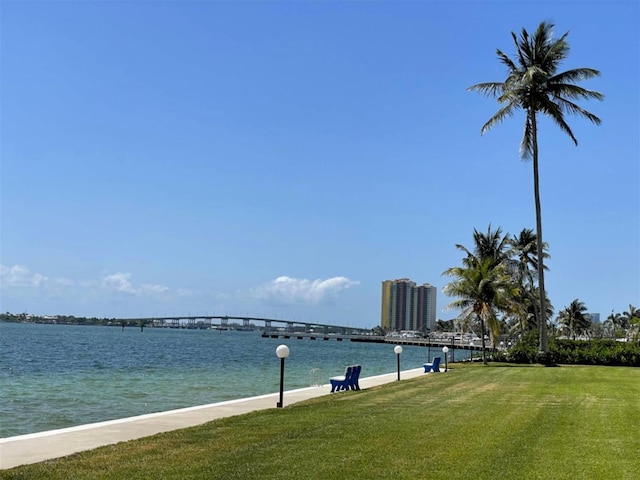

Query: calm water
left=0, top=322, right=442, bottom=438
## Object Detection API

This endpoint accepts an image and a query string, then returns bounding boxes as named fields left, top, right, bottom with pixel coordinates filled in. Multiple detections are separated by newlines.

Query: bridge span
left=118, top=316, right=488, bottom=362
left=118, top=315, right=371, bottom=335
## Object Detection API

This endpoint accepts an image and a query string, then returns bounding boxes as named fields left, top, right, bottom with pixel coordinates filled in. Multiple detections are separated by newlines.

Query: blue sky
left=1, top=1, right=638, bottom=328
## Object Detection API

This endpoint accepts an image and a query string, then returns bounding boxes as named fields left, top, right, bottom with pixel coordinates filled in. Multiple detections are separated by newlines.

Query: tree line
left=1, top=312, right=123, bottom=326
left=441, top=224, right=640, bottom=364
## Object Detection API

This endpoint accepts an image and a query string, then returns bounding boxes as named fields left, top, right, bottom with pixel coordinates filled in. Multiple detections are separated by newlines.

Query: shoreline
left=1, top=323, right=440, bottom=439
left=0, top=367, right=430, bottom=470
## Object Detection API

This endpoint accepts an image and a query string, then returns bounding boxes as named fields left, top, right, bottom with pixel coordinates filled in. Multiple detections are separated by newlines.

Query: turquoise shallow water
left=0, top=322, right=442, bottom=437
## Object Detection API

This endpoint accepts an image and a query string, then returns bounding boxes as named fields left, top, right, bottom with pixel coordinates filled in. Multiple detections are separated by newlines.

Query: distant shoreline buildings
left=380, top=278, right=437, bottom=333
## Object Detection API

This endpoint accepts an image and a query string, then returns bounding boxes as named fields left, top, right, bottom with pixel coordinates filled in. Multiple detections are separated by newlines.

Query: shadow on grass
left=451, top=362, right=558, bottom=368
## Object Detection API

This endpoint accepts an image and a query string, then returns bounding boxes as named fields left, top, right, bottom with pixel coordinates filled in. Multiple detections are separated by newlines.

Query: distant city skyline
left=1, top=2, right=638, bottom=328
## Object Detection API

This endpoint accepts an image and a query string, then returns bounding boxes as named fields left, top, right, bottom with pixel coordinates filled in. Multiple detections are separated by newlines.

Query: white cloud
left=0, top=264, right=48, bottom=288
left=102, top=273, right=169, bottom=296
left=251, top=275, right=359, bottom=306
left=1, top=266, right=174, bottom=297
left=102, top=272, right=136, bottom=294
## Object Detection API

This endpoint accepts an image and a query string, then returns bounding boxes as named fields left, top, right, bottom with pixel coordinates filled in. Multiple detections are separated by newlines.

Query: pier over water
left=261, top=331, right=485, bottom=362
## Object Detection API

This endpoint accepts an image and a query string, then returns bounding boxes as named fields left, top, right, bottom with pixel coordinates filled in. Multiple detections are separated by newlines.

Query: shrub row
left=505, top=332, right=640, bottom=366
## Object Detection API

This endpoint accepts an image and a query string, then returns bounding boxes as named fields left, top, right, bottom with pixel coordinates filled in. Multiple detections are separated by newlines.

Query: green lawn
left=3, top=365, right=639, bottom=479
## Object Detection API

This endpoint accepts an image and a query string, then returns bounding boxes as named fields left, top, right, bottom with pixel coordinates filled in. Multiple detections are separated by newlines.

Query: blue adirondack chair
left=423, top=357, right=441, bottom=373
left=348, top=365, right=361, bottom=391
left=330, top=366, right=353, bottom=392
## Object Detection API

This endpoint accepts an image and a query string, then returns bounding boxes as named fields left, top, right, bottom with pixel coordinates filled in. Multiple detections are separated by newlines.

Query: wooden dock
left=261, top=332, right=384, bottom=342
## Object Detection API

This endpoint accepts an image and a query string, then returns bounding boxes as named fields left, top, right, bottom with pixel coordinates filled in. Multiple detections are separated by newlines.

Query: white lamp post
left=442, top=346, right=449, bottom=372
left=275, top=344, right=290, bottom=408
left=394, top=345, right=403, bottom=381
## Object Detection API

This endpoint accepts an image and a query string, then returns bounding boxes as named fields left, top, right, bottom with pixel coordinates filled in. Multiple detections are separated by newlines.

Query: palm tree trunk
left=479, top=314, right=487, bottom=365
left=526, top=270, right=540, bottom=335
left=531, top=111, right=549, bottom=354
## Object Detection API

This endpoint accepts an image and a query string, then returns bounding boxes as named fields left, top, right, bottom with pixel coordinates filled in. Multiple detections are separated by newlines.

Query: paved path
left=0, top=367, right=429, bottom=469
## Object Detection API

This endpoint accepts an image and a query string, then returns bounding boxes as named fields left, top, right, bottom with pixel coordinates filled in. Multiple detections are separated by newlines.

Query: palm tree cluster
left=443, top=225, right=551, bottom=364
left=443, top=228, right=639, bottom=360
left=552, top=302, right=640, bottom=342
left=602, top=305, right=640, bottom=341
left=469, top=21, right=603, bottom=353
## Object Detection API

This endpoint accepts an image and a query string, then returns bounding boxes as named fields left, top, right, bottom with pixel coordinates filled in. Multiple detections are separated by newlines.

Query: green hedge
left=506, top=332, right=640, bottom=366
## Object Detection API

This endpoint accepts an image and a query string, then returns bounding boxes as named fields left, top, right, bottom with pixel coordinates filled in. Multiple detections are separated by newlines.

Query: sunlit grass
left=2, top=365, right=639, bottom=479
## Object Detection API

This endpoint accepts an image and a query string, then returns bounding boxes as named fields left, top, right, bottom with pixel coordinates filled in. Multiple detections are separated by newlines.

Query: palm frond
left=454, top=243, right=473, bottom=258
left=512, top=30, right=529, bottom=68
left=550, top=68, right=601, bottom=85
left=467, top=81, right=505, bottom=97
left=442, top=297, right=474, bottom=314
left=496, top=49, right=518, bottom=72
left=539, top=98, right=578, bottom=144
left=553, top=96, right=602, bottom=125
left=532, top=21, right=552, bottom=43
left=548, top=83, right=604, bottom=103
left=480, top=101, right=518, bottom=134
left=519, top=113, right=534, bottom=159
left=542, top=32, right=570, bottom=70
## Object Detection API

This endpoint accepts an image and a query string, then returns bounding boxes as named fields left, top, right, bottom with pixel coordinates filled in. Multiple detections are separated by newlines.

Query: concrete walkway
left=0, top=367, right=429, bottom=470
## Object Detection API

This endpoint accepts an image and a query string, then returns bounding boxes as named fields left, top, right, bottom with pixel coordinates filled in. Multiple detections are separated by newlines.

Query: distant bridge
left=118, top=315, right=372, bottom=335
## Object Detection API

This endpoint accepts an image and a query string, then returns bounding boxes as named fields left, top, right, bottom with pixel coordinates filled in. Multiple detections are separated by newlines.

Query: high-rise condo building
left=380, top=279, right=437, bottom=333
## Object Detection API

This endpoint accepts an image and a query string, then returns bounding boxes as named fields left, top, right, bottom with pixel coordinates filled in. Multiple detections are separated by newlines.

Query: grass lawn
left=2, top=365, right=639, bottom=479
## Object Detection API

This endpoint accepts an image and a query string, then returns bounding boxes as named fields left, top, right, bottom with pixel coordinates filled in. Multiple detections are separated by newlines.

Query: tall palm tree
left=443, top=258, right=510, bottom=364
left=444, top=227, right=517, bottom=364
left=509, top=228, right=549, bottom=332
left=469, top=21, right=603, bottom=354
left=506, top=285, right=554, bottom=337
left=604, top=311, right=621, bottom=338
left=557, top=299, right=590, bottom=340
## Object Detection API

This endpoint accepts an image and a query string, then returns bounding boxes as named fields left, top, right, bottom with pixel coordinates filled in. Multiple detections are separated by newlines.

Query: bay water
left=0, top=322, right=441, bottom=438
